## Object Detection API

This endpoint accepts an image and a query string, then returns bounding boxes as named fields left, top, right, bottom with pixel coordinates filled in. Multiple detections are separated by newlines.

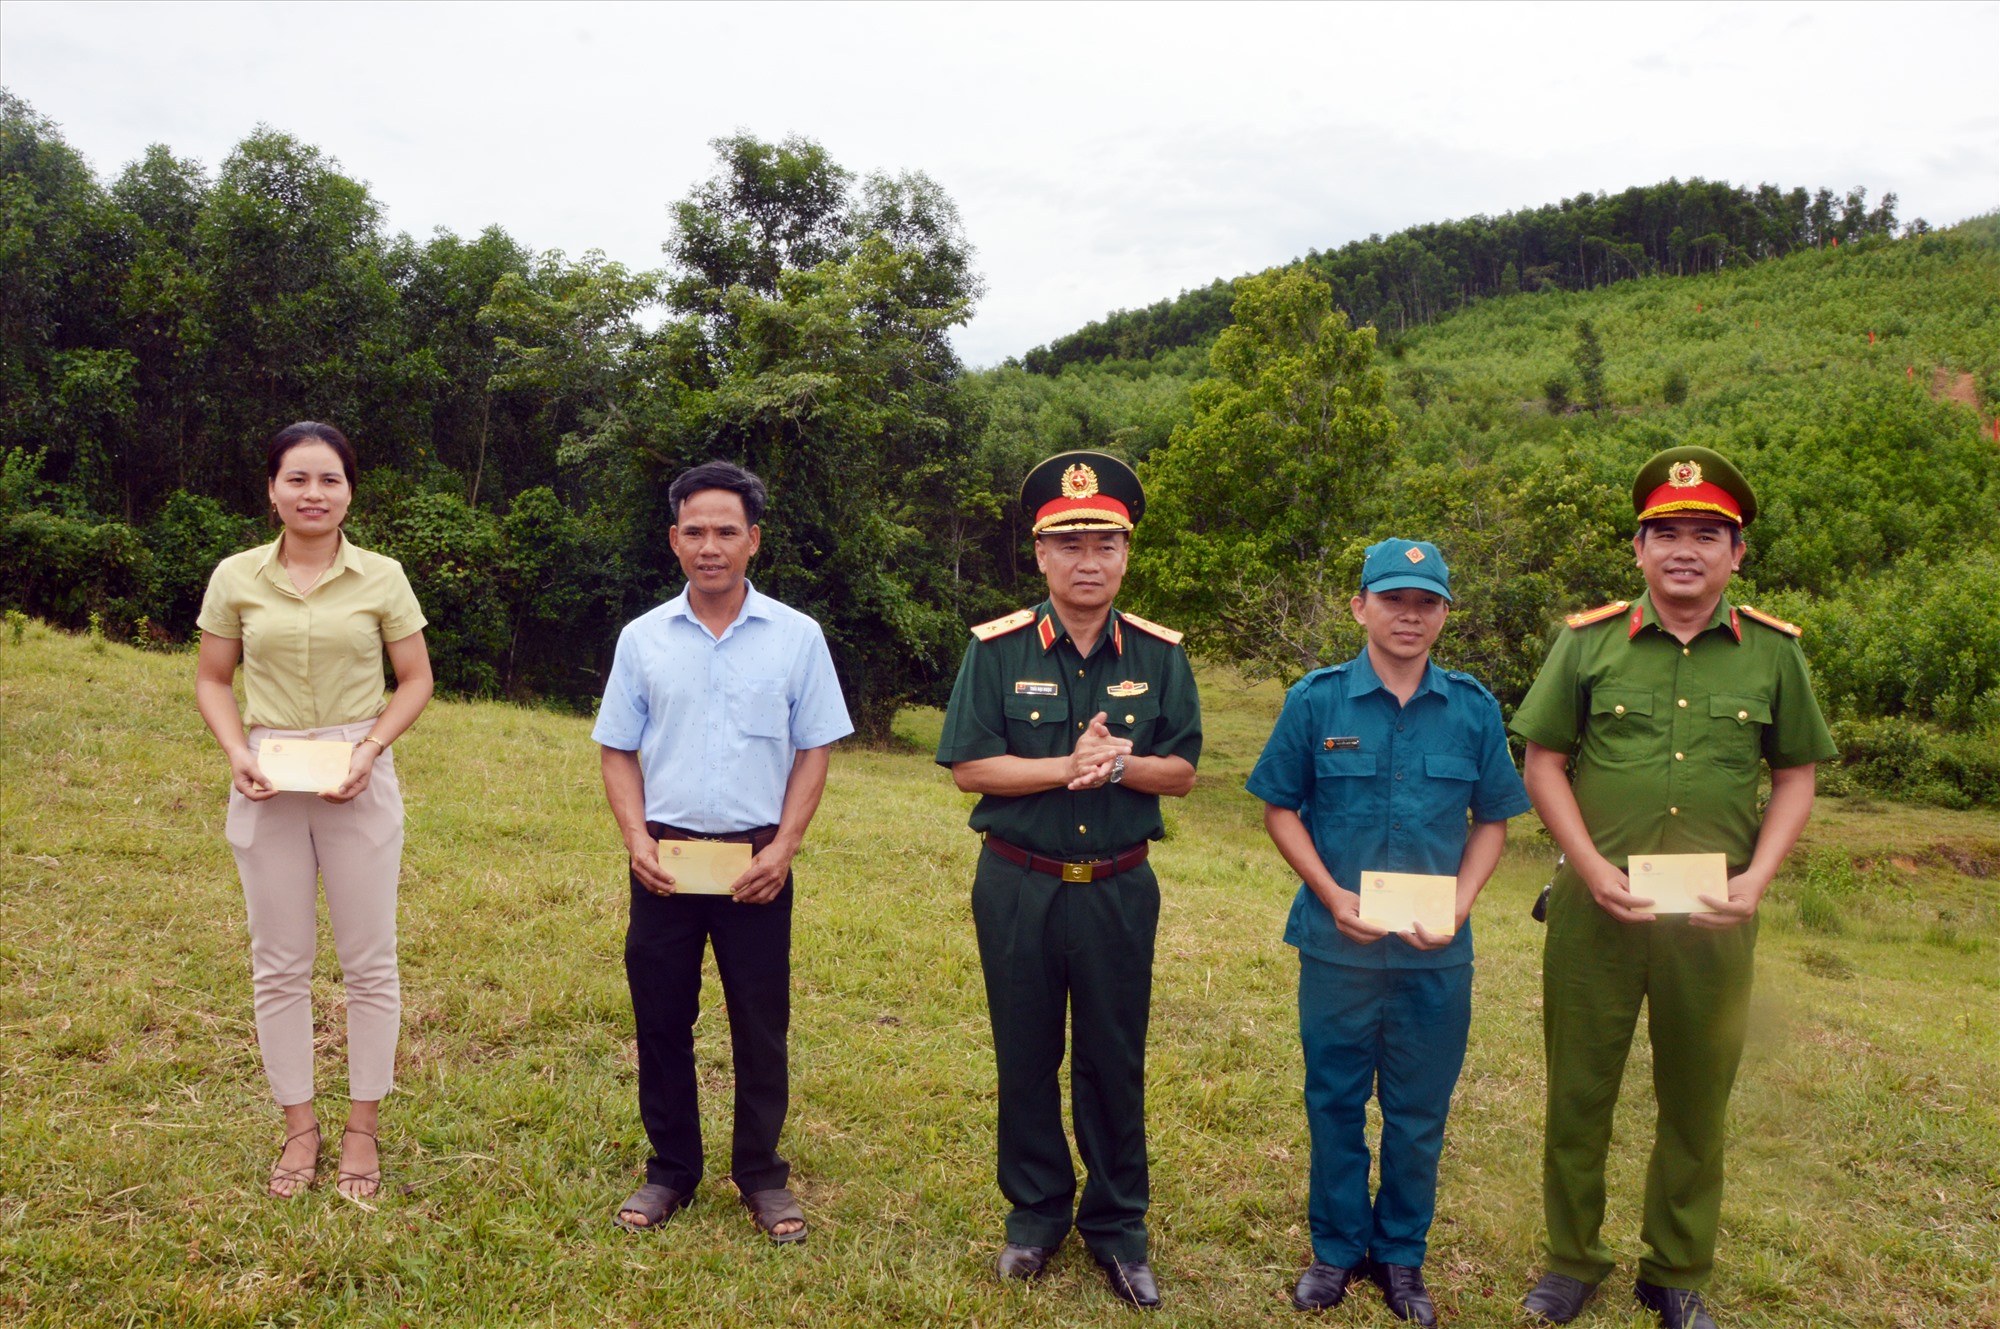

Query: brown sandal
left=613, top=1182, right=693, bottom=1232
left=268, top=1123, right=321, bottom=1198
left=740, top=1187, right=807, bottom=1244
left=337, top=1126, right=381, bottom=1200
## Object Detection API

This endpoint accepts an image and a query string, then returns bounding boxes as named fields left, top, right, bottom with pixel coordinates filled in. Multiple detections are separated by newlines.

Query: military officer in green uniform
left=936, top=450, right=1201, bottom=1311
left=1510, top=446, right=1838, bottom=1329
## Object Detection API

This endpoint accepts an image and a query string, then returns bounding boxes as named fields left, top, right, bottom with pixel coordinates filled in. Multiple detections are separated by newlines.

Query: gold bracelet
left=359, top=736, right=387, bottom=752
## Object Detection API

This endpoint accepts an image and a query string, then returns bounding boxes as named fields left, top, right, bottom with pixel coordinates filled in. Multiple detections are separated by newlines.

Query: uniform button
left=1683, top=647, right=1690, bottom=656
left=1395, top=771, right=1404, bottom=780
left=1029, top=711, right=1040, bottom=720
left=1077, top=669, right=1084, bottom=678
left=1077, top=721, right=1085, bottom=730
left=1677, top=698, right=1689, bottom=708
left=1124, top=713, right=1135, bottom=723
left=1392, top=821, right=1401, bottom=829
left=1738, top=709, right=1749, bottom=720
left=1675, top=752, right=1685, bottom=761
left=1614, top=704, right=1626, bottom=716
left=1397, top=723, right=1405, bottom=732
left=1670, top=807, right=1680, bottom=815
left=1078, top=825, right=1087, bottom=834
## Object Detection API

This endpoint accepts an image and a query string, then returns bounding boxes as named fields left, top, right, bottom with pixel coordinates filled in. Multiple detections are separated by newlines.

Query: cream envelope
left=1627, top=853, right=1726, bottom=914
left=657, top=839, right=754, bottom=895
left=257, top=738, right=353, bottom=793
left=1357, top=871, right=1457, bottom=936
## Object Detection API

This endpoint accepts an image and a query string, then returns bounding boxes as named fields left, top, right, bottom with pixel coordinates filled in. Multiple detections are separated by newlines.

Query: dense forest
left=3, top=89, right=1997, bottom=801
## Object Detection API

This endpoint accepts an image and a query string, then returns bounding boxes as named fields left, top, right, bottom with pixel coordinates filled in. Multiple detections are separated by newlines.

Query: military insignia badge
left=1668, top=459, right=1704, bottom=488
left=1106, top=680, right=1149, bottom=698
left=1061, top=463, right=1099, bottom=500
left=1405, top=546, right=1426, bottom=564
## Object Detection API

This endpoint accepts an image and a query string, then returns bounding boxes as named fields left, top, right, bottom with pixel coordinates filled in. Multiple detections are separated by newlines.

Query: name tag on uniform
left=1357, top=871, right=1456, bottom=935
left=1323, top=736, right=1360, bottom=751
left=657, top=839, right=754, bottom=895
left=258, top=739, right=353, bottom=793
left=1014, top=681, right=1059, bottom=696
left=1627, top=853, right=1725, bottom=914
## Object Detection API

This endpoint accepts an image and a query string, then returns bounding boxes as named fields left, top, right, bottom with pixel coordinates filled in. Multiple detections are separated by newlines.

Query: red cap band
left=1637, top=479, right=1742, bottom=524
left=1033, top=495, right=1133, bottom=532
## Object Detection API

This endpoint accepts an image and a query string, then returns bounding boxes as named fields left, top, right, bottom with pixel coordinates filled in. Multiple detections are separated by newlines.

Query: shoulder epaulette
left=1118, top=610, right=1184, bottom=645
left=969, top=608, right=1035, bottom=642
left=1564, top=600, right=1630, bottom=630
left=1738, top=605, right=1802, bottom=637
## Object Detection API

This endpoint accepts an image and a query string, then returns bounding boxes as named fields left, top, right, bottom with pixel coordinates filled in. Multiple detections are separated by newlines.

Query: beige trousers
left=226, top=717, right=403, bottom=1105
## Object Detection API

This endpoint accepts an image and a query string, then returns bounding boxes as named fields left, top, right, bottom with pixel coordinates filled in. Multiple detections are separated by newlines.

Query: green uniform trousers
left=1542, top=874, right=1757, bottom=1290
left=971, top=843, right=1158, bottom=1263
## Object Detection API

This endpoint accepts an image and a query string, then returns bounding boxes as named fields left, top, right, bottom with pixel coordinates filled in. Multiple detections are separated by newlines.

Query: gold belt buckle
left=1061, top=860, right=1096, bottom=883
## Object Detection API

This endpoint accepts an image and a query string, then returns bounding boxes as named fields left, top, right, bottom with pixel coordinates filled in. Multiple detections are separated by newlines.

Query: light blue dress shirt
left=1246, top=647, right=1531, bottom=969
left=592, top=581, right=854, bottom=832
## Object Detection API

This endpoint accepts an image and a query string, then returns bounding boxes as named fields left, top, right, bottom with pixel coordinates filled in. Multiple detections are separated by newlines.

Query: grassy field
left=2, top=623, right=1996, bottom=1327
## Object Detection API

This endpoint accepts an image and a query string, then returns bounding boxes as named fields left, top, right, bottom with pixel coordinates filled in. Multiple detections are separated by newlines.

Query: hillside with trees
left=3, top=88, right=1995, bottom=799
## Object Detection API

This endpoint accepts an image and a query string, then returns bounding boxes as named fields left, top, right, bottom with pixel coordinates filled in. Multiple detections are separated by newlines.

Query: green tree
left=1572, top=318, right=1608, bottom=412
left=1127, top=269, right=1397, bottom=679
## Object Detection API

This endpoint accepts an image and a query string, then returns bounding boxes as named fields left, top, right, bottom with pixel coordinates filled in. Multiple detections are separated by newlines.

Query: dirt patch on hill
left=1932, top=367, right=1980, bottom=408
left=1918, top=841, right=2000, bottom=878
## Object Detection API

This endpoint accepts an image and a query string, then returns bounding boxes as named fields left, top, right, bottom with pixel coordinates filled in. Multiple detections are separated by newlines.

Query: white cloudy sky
left=5, top=0, right=1996, bottom=366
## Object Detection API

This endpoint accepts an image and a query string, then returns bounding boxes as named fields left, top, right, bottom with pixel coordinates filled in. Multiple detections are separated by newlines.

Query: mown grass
left=2, top=624, right=1996, bottom=1326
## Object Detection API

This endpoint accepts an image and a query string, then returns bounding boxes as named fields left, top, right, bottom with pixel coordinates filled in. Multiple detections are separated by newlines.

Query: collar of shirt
left=664, top=579, right=776, bottom=644
left=253, top=531, right=366, bottom=599
left=1341, top=644, right=1448, bottom=705
left=1034, top=599, right=1123, bottom=657
left=1628, top=590, right=1742, bottom=643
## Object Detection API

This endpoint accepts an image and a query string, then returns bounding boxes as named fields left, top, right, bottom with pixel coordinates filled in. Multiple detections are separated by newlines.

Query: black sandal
left=337, top=1126, right=381, bottom=1200
left=268, top=1122, right=321, bottom=1198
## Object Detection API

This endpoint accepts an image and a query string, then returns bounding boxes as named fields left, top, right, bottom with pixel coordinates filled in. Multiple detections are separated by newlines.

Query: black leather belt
left=984, top=835, right=1149, bottom=883
left=649, top=822, right=780, bottom=854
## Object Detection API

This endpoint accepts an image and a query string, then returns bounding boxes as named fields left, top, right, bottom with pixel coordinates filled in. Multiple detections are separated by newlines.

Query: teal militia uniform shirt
left=935, top=600, right=1202, bottom=855
left=933, top=600, right=1201, bottom=1263
left=1508, top=590, right=1837, bottom=1290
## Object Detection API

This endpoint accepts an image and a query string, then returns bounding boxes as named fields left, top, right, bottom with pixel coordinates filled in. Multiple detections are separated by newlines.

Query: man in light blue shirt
left=1247, top=539, right=1530, bottom=1324
left=593, top=460, right=852, bottom=1243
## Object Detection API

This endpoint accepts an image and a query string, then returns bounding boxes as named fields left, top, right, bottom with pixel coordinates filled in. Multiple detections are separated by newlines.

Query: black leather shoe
left=1634, top=1280, right=1717, bottom=1329
left=1522, top=1272, right=1599, bottom=1324
left=996, top=1242, right=1059, bottom=1280
left=1367, top=1260, right=1437, bottom=1327
left=1097, top=1257, right=1162, bottom=1309
left=1291, top=1260, right=1359, bottom=1311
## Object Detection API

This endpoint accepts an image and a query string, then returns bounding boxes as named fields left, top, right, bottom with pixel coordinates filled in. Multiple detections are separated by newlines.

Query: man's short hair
left=669, top=460, right=767, bottom=525
left=1638, top=516, right=1743, bottom=547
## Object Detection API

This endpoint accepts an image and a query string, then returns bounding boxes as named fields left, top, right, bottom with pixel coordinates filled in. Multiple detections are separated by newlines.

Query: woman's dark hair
left=267, top=421, right=358, bottom=487
left=668, top=459, right=767, bottom=525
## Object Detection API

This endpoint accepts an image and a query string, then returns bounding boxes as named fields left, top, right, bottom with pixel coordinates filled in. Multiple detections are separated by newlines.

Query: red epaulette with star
left=1564, top=600, right=1630, bottom=630
left=1117, top=610, right=1184, bottom=645
left=969, top=608, right=1035, bottom=642
left=1738, top=605, right=1803, bottom=637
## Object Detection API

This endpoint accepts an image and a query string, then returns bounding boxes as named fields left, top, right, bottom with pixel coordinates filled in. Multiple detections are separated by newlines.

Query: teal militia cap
left=1360, top=538, right=1453, bottom=602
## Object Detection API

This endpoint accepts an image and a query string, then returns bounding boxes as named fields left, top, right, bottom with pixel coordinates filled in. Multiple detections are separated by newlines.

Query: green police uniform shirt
left=1509, top=591, right=1838, bottom=867
left=935, top=601, right=1202, bottom=857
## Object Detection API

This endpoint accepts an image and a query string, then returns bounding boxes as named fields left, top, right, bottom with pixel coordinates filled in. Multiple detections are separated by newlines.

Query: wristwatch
left=1108, top=755, right=1127, bottom=785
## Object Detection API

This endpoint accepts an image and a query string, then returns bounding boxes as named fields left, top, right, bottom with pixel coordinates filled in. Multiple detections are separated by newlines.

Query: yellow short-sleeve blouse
left=197, top=533, right=428, bottom=730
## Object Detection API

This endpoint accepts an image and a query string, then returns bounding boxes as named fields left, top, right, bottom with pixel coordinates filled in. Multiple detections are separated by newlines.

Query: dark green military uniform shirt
left=935, top=600, right=1202, bottom=857
left=1509, top=591, right=1838, bottom=867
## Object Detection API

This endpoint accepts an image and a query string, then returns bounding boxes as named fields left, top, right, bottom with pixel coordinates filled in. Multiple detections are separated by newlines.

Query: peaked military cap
left=1022, top=451, right=1144, bottom=534
left=1633, top=445, right=1757, bottom=527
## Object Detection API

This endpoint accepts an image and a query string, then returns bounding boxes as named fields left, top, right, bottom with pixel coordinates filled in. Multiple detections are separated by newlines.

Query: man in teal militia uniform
left=1510, top=447, right=1837, bottom=1329
left=1247, top=539, right=1531, bottom=1325
left=935, top=450, right=1201, bottom=1310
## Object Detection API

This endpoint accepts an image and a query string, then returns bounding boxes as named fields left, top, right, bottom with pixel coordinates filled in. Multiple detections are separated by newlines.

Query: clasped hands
left=1577, top=856, right=1767, bottom=929
left=1066, top=712, right=1130, bottom=790
left=228, top=743, right=380, bottom=805
left=626, top=832, right=795, bottom=905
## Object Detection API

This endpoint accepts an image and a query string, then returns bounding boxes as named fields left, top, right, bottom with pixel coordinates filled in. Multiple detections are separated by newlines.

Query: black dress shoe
left=996, top=1242, right=1059, bottom=1280
left=1097, top=1257, right=1162, bottom=1309
left=1291, top=1260, right=1359, bottom=1311
left=1367, top=1260, right=1437, bottom=1327
left=1522, top=1272, right=1599, bottom=1324
left=1634, top=1280, right=1717, bottom=1329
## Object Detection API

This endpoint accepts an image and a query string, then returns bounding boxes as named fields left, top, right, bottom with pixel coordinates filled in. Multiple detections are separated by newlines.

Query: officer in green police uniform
left=1509, top=446, right=1838, bottom=1329
left=935, top=450, right=1202, bottom=1311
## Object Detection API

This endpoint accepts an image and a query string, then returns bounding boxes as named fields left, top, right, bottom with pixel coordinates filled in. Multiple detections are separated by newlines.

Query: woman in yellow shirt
left=194, top=421, right=434, bottom=1201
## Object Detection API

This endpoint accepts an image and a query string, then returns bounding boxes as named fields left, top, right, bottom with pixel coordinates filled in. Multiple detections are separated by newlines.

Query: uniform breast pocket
left=1708, top=693, right=1771, bottom=768
left=729, top=678, right=790, bottom=741
left=1311, top=750, right=1377, bottom=823
left=1003, top=695, right=1066, bottom=758
left=1588, top=687, right=1658, bottom=757
left=1421, top=753, right=1480, bottom=825
left=1105, top=696, right=1161, bottom=755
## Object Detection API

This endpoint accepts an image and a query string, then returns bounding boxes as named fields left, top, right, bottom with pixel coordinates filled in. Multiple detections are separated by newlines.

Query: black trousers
left=625, top=823, right=793, bottom=1195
